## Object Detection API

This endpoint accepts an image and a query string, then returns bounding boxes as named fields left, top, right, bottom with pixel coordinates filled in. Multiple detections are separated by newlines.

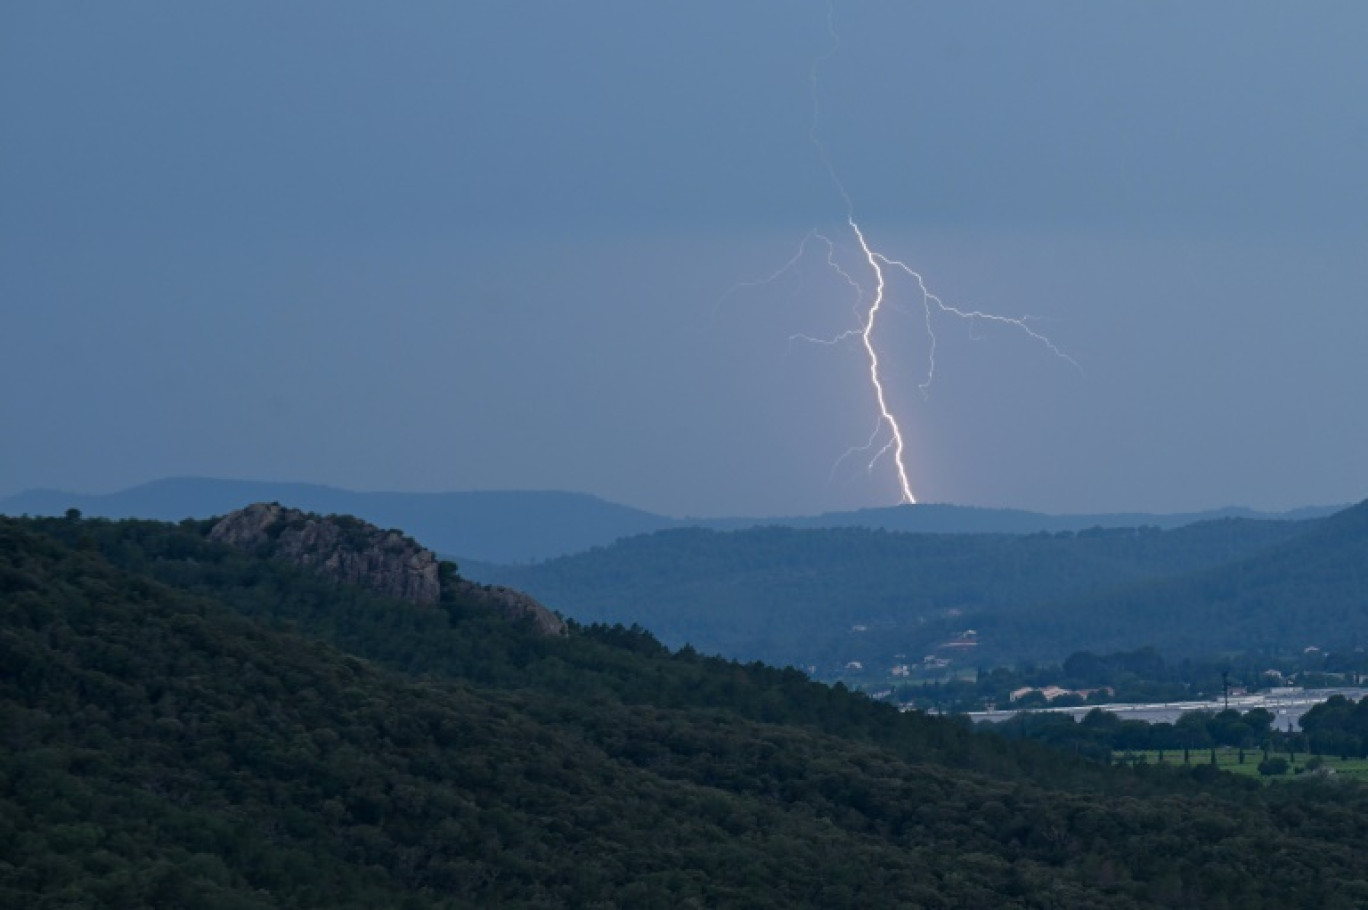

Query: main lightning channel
left=802, top=4, right=1077, bottom=505
left=726, top=3, right=1079, bottom=507
left=784, top=227, right=1083, bottom=505
left=847, top=219, right=916, bottom=503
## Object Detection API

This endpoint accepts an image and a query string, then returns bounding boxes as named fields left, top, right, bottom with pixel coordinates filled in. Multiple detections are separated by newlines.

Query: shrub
left=1258, top=757, right=1290, bottom=776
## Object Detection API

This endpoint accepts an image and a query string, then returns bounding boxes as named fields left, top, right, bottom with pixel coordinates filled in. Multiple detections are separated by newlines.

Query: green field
left=1116, top=747, right=1368, bottom=782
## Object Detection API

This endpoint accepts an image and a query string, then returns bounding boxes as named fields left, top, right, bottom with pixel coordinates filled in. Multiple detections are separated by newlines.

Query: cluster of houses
left=842, top=630, right=986, bottom=679
left=1008, top=685, right=1114, bottom=703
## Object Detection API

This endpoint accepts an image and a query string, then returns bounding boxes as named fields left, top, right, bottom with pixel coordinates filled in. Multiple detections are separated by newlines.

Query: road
left=965, top=688, right=1368, bottom=732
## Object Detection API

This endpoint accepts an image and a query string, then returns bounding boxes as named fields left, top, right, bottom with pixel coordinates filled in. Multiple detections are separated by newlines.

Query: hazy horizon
left=0, top=474, right=1353, bottom=524
left=5, top=2, right=1365, bottom=518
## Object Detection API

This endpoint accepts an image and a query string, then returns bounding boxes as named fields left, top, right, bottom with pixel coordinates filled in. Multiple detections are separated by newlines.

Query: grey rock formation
left=448, top=578, right=568, bottom=637
left=208, top=502, right=567, bottom=635
left=209, top=502, right=440, bottom=605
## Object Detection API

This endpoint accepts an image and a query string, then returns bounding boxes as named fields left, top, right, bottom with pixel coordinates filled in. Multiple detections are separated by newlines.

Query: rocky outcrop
left=208, top=503, right=440, bottom=605
left=207, top=503, right=568, bottom=635
left=448, top=579, right=567, bottom=637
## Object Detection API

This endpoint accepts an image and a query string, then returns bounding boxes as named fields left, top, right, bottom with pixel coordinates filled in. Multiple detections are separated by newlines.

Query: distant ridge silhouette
left=0, top=476, right=1344, bottom=564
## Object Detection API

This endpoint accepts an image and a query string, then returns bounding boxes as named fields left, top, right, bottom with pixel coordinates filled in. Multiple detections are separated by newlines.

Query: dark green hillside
left=466, top=517, right=1315, bottom=669
left=976, top=498, right=1368, bottom=659
left=8, top=514, right=1368, bottom=907
left=5, top=513, right=1085, bottom=781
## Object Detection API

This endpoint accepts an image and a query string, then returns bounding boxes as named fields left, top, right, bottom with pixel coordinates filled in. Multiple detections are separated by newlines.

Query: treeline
left=1299, top=695, right=1368, bottom=759
left=986, top=701, right=1368, bottom=778
left=10, top=513, right=1368, bottom=906
left=987, top=708, right=1278, bottom=764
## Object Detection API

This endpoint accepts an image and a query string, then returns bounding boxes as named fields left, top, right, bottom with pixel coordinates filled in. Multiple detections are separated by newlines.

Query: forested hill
left=466, top=515, right=1319, bottom=669
left=9, top=512, right=1368, bottom=906
left=978, top=497, right=1368, bottom=659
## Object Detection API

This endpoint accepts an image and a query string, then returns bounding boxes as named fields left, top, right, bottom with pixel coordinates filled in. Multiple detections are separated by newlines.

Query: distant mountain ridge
left=467, top=497, right=1368, bottom=672
left=0, top=478, right=668, bottom=564
left=0, top=476, right=1344, bottom=564
left=701, top=501, right=1343, bottom=535
left=464, top=514, right=1329, bottom=669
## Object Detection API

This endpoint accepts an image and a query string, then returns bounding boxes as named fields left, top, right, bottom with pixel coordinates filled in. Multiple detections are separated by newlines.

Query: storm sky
left=3, top=2, right=1366, bottom=517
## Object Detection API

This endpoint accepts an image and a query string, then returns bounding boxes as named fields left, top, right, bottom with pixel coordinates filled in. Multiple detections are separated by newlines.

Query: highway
left=966, top=687, right=1368, bottom=732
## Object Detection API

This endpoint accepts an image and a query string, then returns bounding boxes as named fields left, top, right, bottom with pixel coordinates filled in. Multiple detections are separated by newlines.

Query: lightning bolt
left=726, top=3, right=1080, bottom=506
left=846, top=218, right=916, bottom=502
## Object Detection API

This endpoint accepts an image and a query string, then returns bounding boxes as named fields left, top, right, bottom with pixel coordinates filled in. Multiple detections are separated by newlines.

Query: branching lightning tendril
left=728, top=3, right=1080, bottom=506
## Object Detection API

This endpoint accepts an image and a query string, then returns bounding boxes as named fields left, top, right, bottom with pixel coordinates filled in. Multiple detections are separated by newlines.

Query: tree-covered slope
left=7, top=514, right=1368, bottom=907
left=466, top=517, right=1318, bottom=668
left=978, top=498, right=1368, bottom=659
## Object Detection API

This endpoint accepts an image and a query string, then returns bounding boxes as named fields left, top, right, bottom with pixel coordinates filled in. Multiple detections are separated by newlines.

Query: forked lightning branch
left=730, top=3, right=1080, bottom=505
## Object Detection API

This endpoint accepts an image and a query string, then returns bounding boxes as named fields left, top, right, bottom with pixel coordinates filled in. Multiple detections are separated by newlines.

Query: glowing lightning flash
left=833, top=221, right=1083, bottom=504
left=846, top=218, right=916, bottom=503
left=727, top=4, right=1080, bottom=506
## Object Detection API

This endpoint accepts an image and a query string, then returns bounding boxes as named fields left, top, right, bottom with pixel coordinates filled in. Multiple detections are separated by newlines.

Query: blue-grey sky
left=3, top=2, right=1366, bottom=517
